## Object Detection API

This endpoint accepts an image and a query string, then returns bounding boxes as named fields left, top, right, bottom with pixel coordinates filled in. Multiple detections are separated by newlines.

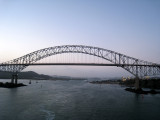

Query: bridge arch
left=1, top=45, right=160, bottom=77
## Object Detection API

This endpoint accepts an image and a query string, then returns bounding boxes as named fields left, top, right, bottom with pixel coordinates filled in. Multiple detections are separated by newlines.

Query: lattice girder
left=0, top=45, right=160, bottom=77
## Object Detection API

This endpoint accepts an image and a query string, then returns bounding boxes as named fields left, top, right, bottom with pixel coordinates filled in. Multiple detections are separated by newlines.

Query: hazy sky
left=0, top=0, right=160, bottom=77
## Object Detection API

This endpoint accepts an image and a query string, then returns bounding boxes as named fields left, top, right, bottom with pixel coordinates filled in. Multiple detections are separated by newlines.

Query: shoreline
left=125, top=88, right=160, bottom=94
left=89, top=79, right=160, bottom=94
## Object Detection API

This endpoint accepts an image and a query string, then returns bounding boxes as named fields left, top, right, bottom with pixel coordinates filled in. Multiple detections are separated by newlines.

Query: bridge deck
left=0, top=63, right=160, bottom=67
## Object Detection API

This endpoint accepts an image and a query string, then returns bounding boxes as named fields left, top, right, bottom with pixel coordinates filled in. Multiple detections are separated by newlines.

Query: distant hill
left=0, top=71, right=86, bottom=80
left=0, top=71, right=52, bottom=79
left=51, top=75, right=86, bottom=80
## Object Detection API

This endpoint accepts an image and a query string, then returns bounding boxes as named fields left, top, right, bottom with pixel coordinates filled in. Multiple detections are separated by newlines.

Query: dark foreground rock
left=125, top=88, right=160, bottom=94
left=0, top=82, right=27, bottom=88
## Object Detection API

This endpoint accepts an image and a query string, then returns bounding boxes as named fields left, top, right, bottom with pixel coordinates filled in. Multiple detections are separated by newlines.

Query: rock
left=0, top=82, right=27, bottom=88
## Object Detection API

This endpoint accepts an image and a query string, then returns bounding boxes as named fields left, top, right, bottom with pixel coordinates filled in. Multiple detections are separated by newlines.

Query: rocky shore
left=0, top=82, right=27, bottom=88
left=125, top=88, right=160, bottom=94
left=90, top=78, right=160, bottom=94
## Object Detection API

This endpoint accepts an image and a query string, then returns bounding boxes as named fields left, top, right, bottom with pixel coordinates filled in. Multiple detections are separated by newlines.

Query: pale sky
left=0, top=0, right=160, bottom=77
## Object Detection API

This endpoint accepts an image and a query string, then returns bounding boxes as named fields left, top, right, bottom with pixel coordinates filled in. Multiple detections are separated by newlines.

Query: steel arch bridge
left=0, top=45, right=160, bottom=78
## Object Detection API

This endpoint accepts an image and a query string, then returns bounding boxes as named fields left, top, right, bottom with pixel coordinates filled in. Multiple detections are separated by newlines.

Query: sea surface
left=0, top=79, right=160, bottom=120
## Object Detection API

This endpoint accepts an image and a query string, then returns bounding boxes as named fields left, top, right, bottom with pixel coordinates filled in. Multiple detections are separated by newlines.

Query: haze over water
left=0, top=79, right=160, bottom=120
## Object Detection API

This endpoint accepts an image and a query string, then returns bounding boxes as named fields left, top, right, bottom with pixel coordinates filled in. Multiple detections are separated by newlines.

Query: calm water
left=0, top=79, right=160, bottom=120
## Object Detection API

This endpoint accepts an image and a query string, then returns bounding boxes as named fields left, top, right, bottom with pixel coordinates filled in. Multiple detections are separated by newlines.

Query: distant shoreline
left=90, top=79, right=160, bottom=89
left=90, top=80, right=120, bottom=84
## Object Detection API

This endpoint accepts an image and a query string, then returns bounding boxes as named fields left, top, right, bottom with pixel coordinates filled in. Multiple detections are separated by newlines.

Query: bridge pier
left=135, top=77, right=140, bottom=90
left=11, top=75, right=14, bottom=84
left=11, top=74, right=18, bottom=84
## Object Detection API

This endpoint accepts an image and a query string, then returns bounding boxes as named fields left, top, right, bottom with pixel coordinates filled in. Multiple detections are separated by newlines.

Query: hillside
left=0, top=71, right=53, bottom=80
left=0, top=71, right=86, bottom=80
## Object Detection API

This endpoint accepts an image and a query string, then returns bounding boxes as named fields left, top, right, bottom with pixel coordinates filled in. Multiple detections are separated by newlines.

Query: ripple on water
left=41, top=109, right=55, bottom=120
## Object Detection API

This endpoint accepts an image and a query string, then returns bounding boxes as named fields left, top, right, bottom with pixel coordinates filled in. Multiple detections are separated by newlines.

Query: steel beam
left=0, top=45, right=159, bottom=78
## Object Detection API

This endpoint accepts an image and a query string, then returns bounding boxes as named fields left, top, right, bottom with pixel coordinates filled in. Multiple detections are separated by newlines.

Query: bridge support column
left=15, top=74, right=18, bottom=85
left=135, top=77, right=140, bottom=90
left=11, top=75, right=14, bottom=84
left=11, top=74, right=18, bottom=84
left=135, top=63, right=140, bottom=90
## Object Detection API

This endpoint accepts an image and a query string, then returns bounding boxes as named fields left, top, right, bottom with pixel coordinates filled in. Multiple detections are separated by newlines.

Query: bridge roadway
left=1, top=63, right=160, bottom=67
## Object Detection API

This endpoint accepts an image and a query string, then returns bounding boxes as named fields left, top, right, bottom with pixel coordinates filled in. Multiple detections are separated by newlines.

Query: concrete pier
left=11, top=74, right=18, bottom=84
left=135, top=77, right=140, bottom=90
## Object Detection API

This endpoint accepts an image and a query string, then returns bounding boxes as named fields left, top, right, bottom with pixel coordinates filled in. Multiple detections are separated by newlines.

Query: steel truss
left=0, top=45, right=160, bottom=78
